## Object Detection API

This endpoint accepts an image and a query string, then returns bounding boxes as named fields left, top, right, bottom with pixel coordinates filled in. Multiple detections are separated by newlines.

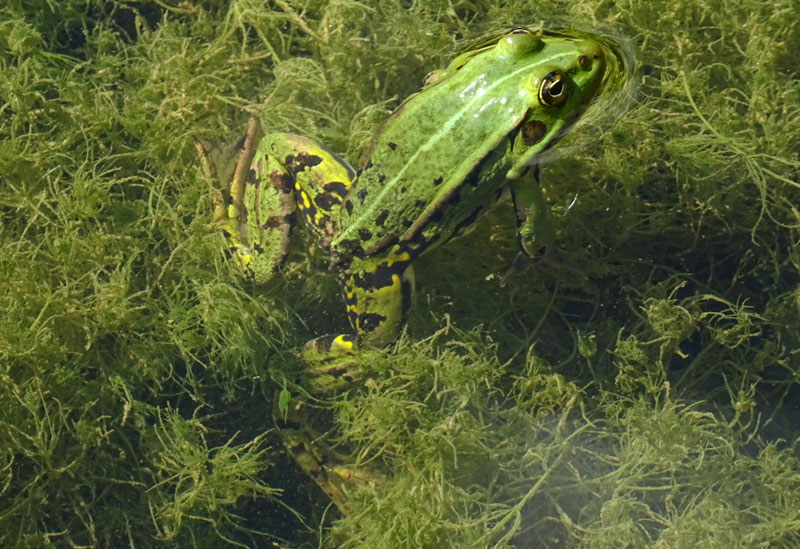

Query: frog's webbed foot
left=275, top=410, right=353, bottom=515
left=273, top=391, right=387, bottom=516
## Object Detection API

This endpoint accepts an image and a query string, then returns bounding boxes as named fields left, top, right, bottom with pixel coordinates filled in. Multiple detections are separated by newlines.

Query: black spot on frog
left=375, top=209, right=390, bottom=227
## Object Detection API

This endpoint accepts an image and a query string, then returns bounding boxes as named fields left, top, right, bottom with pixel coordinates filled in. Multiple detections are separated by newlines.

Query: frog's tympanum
left=195, top=27, right=628, bottom=512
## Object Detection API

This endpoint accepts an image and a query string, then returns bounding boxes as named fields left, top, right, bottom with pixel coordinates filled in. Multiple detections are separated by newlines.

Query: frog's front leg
left=500, top=168, right=558, bottom=282
left=505, top=168, right=584, bottom=282
left=509, top=167, right=554, bottom=260
left=302, top=248, right=415, bottom=393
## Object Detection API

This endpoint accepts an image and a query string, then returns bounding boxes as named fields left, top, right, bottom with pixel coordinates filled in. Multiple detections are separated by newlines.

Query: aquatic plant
left=1, top=0, right=797, bottom=546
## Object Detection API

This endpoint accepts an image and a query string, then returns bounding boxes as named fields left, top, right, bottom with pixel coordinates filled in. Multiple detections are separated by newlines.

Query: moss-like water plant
left=1, top=0, right=798, bottom=547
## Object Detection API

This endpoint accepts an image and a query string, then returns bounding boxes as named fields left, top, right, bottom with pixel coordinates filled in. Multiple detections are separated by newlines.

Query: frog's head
left=499, top=29, right=620, bottom=179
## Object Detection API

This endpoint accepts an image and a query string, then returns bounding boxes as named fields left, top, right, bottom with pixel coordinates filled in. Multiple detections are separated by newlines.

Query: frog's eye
left=538, top=71, right=568, bottom=107
left=507, top=27, right=532, bottom=36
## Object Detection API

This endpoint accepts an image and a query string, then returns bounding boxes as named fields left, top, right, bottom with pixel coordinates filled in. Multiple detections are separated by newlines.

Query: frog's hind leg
left=344, top=251, right=416, bottom=348
left=194, top=119, right=298, bottom=283
left=302, top=248, right=415, bottom=393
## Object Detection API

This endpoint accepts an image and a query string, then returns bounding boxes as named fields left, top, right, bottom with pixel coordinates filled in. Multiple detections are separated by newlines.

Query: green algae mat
left=1, top=1, right=799, bottom=547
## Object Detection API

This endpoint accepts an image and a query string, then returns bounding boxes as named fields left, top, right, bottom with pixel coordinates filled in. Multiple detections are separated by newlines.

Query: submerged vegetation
left=1, top=0, right=798, bottom=547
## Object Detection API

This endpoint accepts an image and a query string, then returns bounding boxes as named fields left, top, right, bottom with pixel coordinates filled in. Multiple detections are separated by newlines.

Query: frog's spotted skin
left=196, top=27, right=625, bottom=391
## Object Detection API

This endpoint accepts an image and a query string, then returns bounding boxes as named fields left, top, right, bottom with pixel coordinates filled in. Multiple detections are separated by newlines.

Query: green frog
left=195, top=25, right=627, bottom=513
left=195, top=28, right=624, bottom=392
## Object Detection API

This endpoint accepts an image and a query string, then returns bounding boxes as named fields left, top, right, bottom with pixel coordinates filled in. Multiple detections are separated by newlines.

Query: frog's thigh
left=342, top=255, right=415, bottom=348
left=237, top=142, right=298, bottom=283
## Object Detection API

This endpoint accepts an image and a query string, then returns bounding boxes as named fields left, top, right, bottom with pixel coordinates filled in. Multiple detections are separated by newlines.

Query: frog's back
left=332, top=44, right=535, bottom=259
